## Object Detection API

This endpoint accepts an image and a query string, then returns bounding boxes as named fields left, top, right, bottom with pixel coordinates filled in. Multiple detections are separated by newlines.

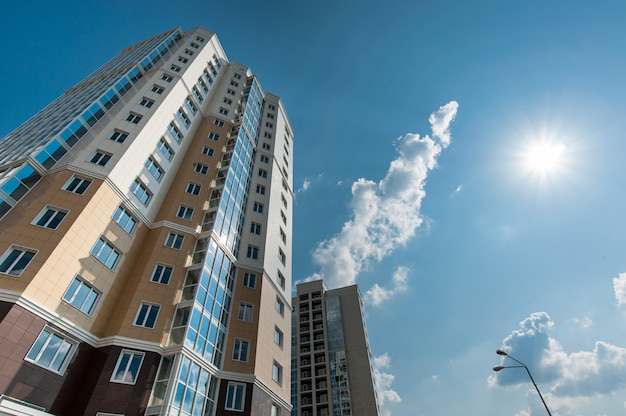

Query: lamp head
left=493, top=365, right=505, bottom=372
left=496, top=349, right=508, bottom=356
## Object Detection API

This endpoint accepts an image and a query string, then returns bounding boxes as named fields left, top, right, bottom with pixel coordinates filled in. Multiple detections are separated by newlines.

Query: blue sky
left=3, top=1, right=626, bottom=414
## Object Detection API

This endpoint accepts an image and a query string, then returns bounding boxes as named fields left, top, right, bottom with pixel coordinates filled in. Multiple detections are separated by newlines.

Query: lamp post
left=493, top=349, right=552, bottom=416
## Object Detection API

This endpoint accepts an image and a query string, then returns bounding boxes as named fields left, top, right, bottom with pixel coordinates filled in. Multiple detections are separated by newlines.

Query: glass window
left=165, top=232, right=184, bottom=249
left=145, top=157, right=164, bottom=181
left=275, top=298, right=284, bottom=316
left=242, top=272, right=256, bottom=288
left=0, top=246, right=36, bottom=276
left=232, top=339, right=249, bottom=362
left=32, top=206, right=67, bottom=229
left=250, top=222, right=261, bottom=235
left=208, top=131, right=219, bottom=141
left=112, top=206, right=137, bottom=234
left=89, top=151, right=112, bottom=166
left=25, top=327, right=76, bottom=374
left=63, top=176, right=91, bottom=194
left=271, top=403, right=281, bottom=416
left=151, top=85, right=165, bottom=94
left=62, top=276, right=100, bottom=315
left=139, top=97, right=154, bottom=108
left=274, top=327, right=283, bottom=348
left=194, top=163, right=209, bottom=175
left=111, top=350, right=144, bottom=384
left=131, top=179, right=151, bottom=205
left=109, top=130, right=128, bottom=143
left=158, top=138, right=174, bottom=160
left=186, top=182, right=201, bottom=195
left=246, top=246, right=258, bottom=259
left=134, top=302, right=160, bottom=328
left=91, top=237, right=121, bottom=270
left=176, top=205, right=194, bottom=221
left=225, top=382, right=245, bottom=411
left=253, top=202, right=263, bottom=213
left=126, top=113, right=142, bottom=124
left=272, top=361, right=283, bottom=385
left=255, top=185, right=265, bottom=195
left=151, top=263, right=173, bottom=285
left=238, top=302, right=253, bottom=322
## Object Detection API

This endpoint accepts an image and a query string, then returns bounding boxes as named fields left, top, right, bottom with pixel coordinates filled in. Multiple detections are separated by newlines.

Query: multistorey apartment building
left=0, top=27, right=293, bottom=416
left=291, top=281, right=379, bottom=416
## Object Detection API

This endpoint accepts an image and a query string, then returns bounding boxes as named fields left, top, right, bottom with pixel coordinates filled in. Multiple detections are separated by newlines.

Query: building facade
left=291, top=281, right=379, bottom=416
left=0, top=27, right=293, bottom=416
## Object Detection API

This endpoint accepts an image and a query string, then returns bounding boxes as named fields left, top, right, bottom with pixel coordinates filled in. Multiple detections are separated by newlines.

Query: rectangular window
left=111, top=350, right=144, bottom=384
left=168, top=122, right=183, bottom=142
left=278, top=249, right=286, bottom=265
left=223, top=97, right=232, bottom=105
left=260, top=155, right=269, bottom=163
left=109, top=130, right=128, bottom=143
left=165, top=232, right=184, bottom=249
left=250, top=222, right=261, bottom=235
left=279, top=228, right=286, bottom=243
left=134, top=302, right=160, bottom=328
left=213, top=119, right=224, bottom=127
left=176, top=205, right=194, bottom=221
left=62, top=275, right=100, bottom=315
left=266, top=122, right=273, bottom=129
left=256, top=185, right=265, bottom=195
left=219, top=107, right=229, bottom=115
left=25, top=327, right=76, bottom=374
left=194, top=163, right=209, bottom=174
left=280, top=210, right=287, bottom=224
left=91, top=237, right=121, bottom=270
left=63, top=176, right=91, bottom=195
left=242, top=272, right=256, bottom=288
left=277, top=270, right=285, bottom=289
left=131, top=179, right=151, bottom=205
left=158, top=138, right=174, bottom=160
left=178, top=56, right=188, bottom=63
left=151, top=85, right=165, bottom=94
left=262, top=143, right=271, bottom=150
left=145, top=157, right=164, bottom=181
left=201, top=146, right=214, bottom=156
left=184, top=49, right=194, bottom=56
left=32, top=206, right=67, bottom=229
left=112, top=206, right=137, bottom=234
left=230, top=80, right=239, bottom=87
left=0, top=246, right=36, bottom=276
left=126, top=113, right=142, bottom=124
left=275, top=298, right=284, bottom=316
left=89, top=151, right=112, bottom=166
left=225, top=382, right=245, bottom=411
left=264, top=131, right=272, bottom=139
left=274, top=327, right=283, bottom=348
left=238, top=303, right=253, bottom=322
left=161, top=74, right=173, bottom=83
left=246, top=245, right=259, bottom=260
left=177, top=109, right=191, bottom=127
left=139, top=97, right=154, bottom=108
left=186, top=182, right=201, bottom=195
left=208, top=131, right=220, bottom=141
left=227, top=89, right=236, bottom=96
left=170, top=64, right=181, bottom=73
left=151, top=263, right=173, bottom=285
left=271, top=403, right=281, bottom=416
left=281, top=194, right=288, bottom=208
left=272, top=361, right=283, bottom=385
left=253, top=202, right=263, bottom=213
left=258, top=169, right=267, bottom=178
left=232, top=339, right=249, bottom=362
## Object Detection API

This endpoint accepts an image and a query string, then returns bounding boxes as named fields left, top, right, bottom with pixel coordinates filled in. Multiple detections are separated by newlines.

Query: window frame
left=133, top=302, right=160, bottom=329
left=25, top=326, right=77, bottom=375
left=186, top=182, right=202, bottom=196
left=112, top=205, right=137, bottom=235
left=225, top=382, right=246, bottom=411
left=62, top=176, right=91, bottom=195
left=62, top=275, right=101, bottom=315
left=0, top=246, right=37, bottom=276
left=90, top=237, right=121, bottom=270
left=274, top=327, right=284, bottom=348
left=238, top=302, right=254, bottom=322
left=176, top=204, right=194, bottom=221
left=242, top=272, right=256, bottom=288
left=89, top=150, right=112, bottom=166
left=164, top=232, right=184, bottom=250
left=32, top=206, right=67, bottom=230
left=110, top=349, right=144, bottom=385
left=232, top=338, right=250, bottom=362
left=272, top=361, right=283, bottom=385
left=150, top=263, right=173, bottom=285
left=131, top=179, right=152, bottom=206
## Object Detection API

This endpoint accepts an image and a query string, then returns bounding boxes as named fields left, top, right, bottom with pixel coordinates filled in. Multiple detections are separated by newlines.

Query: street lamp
left=493, top=349, right=552, bottom=416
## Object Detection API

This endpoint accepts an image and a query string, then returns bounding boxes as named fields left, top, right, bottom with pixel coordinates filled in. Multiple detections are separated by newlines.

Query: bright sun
left=522, top=141, right=567, bottom=176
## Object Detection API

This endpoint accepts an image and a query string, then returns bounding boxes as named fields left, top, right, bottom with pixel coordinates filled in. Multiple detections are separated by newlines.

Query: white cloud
left=300, top=178, right=311, bottom=192
left=309, top=101, right=458, bottom=289
left=364, top=266, right=409, bottom=307
left=455, top=184, right=463, bottom=193
left=372, top=352, right=402, bottom=413
left=488, top=312, right=626, bottom=414
left=613, top=272, right=626, bottom=305
left=572, top=316, right=593, bottom=329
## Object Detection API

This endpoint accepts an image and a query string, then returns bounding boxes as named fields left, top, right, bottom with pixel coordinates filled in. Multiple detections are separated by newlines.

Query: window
left=151, top=263, right=173, bottom=285
left=256, top=185, right=265, bottom=195
left=213, top=119, right=224, bottom=127
left=281, top=194, right=288, bottom=208
left=0, top=246, right=36, bottom=276
left=139, top=97, right=154, bottom=108
left=63, top=276, right=100, bottom=315
left=158, top=138, right=174, bottom=160
left=267, top=113, right=275, bottom=120
left=242, top=272, right=256, bottom=288
left=190, top=42, right=199, bottom=49
left=63, top=176, right=91, bottom=194
left=111, top=350, right=144, bottom=384
left=233, top=73, right=242, bottom=80
left=134, top=302, right=160, bottom=328
left=275, top=298, right=284, bottom=316
left=186, top=182, right=201, bottom=195
left=178, top=56, right=188, bottom=64
left=225, top=382, right=245, bottom=411
left=271, top=404, right=281, bottom=416
left=126, top=113, right=142, bottom=124
left=262, top=143, right=271, bottom=150
left=227, top=88, right=236, bottom=96
left=32, top=206, right=67, bottom=229
left=232, top=339, right=249, bottom=362
left=269, top=104, right=276, bottom=111
left=238, top=302, right=253, bottom=322
left=170, top=64, right=181, bottom=73
left=250, top=222, right=261, bottom=235
left=168, top=123, right=183, bottom=142
left=274, top=327, right=283, bottom=348
left=184, top=48, right=194, bottom=56
left=177, top=109, right=191, bottom=127
left=151, top=85, right=165, bottom=94
left=277, top=271, right=285, bottom=289
left=223, top=97, right=232, bottom=105
left=91, top=237, right=121, bottom=270
left=201, top=146, right=214, bottom=156
left=196, top=36, right=205, bottom=42
left=266, top=122, right=273, bottom=129
left=25, top=327, right=76, bottom=374
left=111, top=206, right=137, bottom=235
left=258, top=169, right=268, bottom=178
left=109, top=130, right=128, bottom=143
left=264, top=132, right=272, bottom=139
left=279, top=228, right=286, bottom=243
left=144, top=157, right=164, bottom=181
left=219, top=107, right=229, bottom=116
left=89, top=151, right=112, bottom=166
left=131, top=179, right=151, bottom=205
left=272, top=361, right=283, bottom=385
left=176, top=205, right=194, bottom=221
left=194, top=163, right=209, bottom=175
left=253, top=202, right=263, bottom=213
left=278, top=249, right=286, bottom=265
left=260, top=155, right=269, bottom=163
left=246, top=246, right=259, bottom=260
left=161, top=74, right=173, bottom=83
left=280, top=210, right=287, bottom=224
left=165, top=232, right=184, bottom=249
left=208, top=131, right=220, bottom=141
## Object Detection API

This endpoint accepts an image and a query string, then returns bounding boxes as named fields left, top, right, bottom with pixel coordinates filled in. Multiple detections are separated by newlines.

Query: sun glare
left=524, top=142, right=567, bottom=174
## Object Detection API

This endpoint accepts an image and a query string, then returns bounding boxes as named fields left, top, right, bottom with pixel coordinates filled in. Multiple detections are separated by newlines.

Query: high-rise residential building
left=291, top=280, right=380, bottom=416
left=0, top=26, right=293, bottom=416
